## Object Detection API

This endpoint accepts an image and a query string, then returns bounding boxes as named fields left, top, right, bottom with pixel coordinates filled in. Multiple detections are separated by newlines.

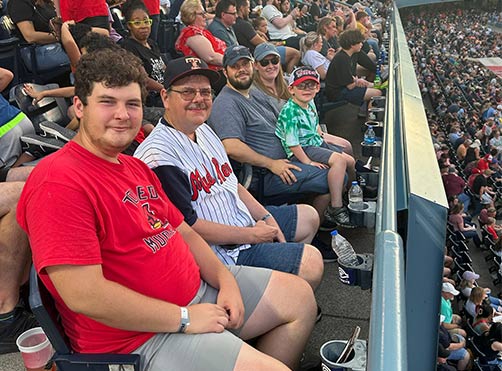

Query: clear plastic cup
left=16, top=327, right=55, bottom=371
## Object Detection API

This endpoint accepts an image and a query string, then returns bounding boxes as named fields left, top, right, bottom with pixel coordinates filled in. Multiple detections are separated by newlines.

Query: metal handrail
left=367, top=4, right=449, bottom=370
left=368, top=5, right=407, bottom=370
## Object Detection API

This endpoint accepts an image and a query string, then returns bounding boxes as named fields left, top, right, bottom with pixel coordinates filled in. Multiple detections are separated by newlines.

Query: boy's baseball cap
left=288, top=66, right=320, bottom=87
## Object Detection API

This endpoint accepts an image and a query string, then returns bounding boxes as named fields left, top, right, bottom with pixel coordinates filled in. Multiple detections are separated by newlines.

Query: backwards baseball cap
left=462, top=271, right=480, bottom=281
left=442, top=282, right=459, bottom=296
left=485, top=153, right=498, bottom=164
left=223, top=45, right=253, bottom=68
left=164, top=56, right=220, bottom=89
left=254, top=42, right=280, bottom=62
left=288, top=66, right=320, bottom=87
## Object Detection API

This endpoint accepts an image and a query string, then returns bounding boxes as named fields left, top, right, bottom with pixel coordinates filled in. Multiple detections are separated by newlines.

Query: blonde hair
left=317, top=16, right=335, bottom=37
left=469, top=286, right=485, bottom=305
left=299, top=31, right=322, bottom=56
left=180, top=0, right=202, bottom=26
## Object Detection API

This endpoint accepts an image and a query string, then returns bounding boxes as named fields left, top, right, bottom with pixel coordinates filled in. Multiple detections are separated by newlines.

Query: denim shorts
left=263, top=161, right=329, bottom=197
left=236, top=205, right=304, bottom=275
left=447, top=334, right=467, bottom=361
left=341, top=86, right=367, bottom=106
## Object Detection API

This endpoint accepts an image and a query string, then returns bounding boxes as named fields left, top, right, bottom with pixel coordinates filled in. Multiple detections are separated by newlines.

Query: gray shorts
left=133, top=265, right=272, bottom=371
left=291, top=142, right=342, bottom=165
left=0, top=115, right=35, bottom=167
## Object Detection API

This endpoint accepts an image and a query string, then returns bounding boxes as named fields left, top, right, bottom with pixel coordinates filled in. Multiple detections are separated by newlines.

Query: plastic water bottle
left=348, top=181, right=364, bottom=210
left=364, top=126, right=376, bottom=145
left=331, top=230, right=359, bottom=266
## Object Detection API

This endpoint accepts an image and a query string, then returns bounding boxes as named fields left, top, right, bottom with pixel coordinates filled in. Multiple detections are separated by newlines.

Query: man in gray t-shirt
left=208, top=46, right=331, bottom=222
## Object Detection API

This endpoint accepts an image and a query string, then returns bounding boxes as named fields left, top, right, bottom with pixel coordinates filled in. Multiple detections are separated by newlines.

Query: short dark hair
left=80, top=33, right=121, bottom=53
left=338, top=29, right=365, bottom=50
left=235, top=0, right=248, bottom=12
left=75, top=48, right=148, bottom=105
left=355, top=11, right=368, bottom=21
left=68, top=23, right=92, bottom=50
left=215, top=0, right=236, bottom=18
left=122, top=0, right=150, bottom=22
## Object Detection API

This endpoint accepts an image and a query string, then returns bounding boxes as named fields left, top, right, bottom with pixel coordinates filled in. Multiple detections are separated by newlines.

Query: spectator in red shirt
left=54, top=0, right=110, bottom=32
left=442, top=166, right=470, bottom=212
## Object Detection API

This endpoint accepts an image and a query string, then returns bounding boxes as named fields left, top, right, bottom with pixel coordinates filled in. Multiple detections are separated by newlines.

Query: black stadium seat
left=29, top=266, right=141, bottom=371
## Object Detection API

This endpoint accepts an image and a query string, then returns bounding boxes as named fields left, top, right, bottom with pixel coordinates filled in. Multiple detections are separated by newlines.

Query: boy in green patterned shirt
left=276, top=66, right=356, bottom=228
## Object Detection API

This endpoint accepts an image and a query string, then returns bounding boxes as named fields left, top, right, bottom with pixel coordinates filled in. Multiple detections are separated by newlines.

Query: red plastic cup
left=16, top=327, right=54, bottom=371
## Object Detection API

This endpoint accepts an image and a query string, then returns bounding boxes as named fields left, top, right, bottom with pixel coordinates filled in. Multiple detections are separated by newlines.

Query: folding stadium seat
left=9, top=83, right=70, bottom=130
left=157, top=16, right=182, bottom=59
left=29, top=266, right=141, bottom=371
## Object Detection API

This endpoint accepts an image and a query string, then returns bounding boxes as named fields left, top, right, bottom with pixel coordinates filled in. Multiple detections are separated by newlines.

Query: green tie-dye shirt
left=275, top=99, right=323, bottom=158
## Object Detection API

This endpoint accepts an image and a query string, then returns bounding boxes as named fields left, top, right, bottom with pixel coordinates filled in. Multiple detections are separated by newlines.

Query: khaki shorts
left=133, top=265, right=272, bottom=371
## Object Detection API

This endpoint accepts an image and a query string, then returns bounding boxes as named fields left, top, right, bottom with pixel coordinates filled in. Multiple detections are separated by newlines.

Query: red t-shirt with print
left=17, top=141, right=200, bottom=354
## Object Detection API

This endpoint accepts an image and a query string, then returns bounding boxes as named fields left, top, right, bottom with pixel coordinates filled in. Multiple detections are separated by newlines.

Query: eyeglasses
left=195, top=10, right=207, bottom=16
left=128, top=18, right=153, bottom=27
left=169, top=87, right=213, bottom=101
left=295, top=81, right=318, bottom=90
left=223, top=11, right=238, bottom=15
left=258, top=56, right=280, bottom=67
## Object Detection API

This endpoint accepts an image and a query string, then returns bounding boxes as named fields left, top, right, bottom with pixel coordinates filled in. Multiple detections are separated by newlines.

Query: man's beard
left=228, top=73, right=253, bottom=90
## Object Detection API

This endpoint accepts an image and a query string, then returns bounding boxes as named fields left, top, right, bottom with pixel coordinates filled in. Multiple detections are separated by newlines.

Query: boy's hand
left=309, top=161, right=328, bottom=169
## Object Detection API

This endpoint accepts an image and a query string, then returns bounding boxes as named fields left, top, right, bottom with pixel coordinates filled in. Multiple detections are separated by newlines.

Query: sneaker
left=311, top=234, right=337, bottom=262
left=324, top=206, right=356, bottom=229
left=39, top=121, right=76, bottom=142
left=20, top=134, right=65, bottom=158
left=0, top=305, right=39, bottom=354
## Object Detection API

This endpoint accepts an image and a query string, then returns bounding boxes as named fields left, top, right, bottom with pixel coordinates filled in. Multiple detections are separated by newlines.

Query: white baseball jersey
left=134, top=121, right=254, bottom=265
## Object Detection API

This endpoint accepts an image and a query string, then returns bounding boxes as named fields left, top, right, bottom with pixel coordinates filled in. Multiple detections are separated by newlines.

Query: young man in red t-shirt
left=17, top=48, right=316, bottom=370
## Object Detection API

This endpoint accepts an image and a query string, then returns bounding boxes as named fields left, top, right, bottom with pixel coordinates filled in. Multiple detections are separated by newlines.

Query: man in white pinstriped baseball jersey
left=135, top=55, right=324, bottom=290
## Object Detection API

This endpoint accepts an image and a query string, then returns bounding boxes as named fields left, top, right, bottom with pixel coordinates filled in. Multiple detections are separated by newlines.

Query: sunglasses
left=258, top=56, right=280, bottom=67
left=128, top=18, right=153, bottom=27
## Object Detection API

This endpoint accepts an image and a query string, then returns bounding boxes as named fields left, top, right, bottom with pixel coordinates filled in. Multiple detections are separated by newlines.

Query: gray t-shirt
left=208, top=86, right=287, bottom=160
left=207, top=18, right=238, bottom=47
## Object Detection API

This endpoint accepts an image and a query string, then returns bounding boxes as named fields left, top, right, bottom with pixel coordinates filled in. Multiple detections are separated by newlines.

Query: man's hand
left=216, top=284, right=245, bottom=329
left=186, top=303, right=230, bottom=333
left=249, top=220, right=278, bottom=243
left=268, top=159, right=301, bottom=185
left=263, top=216, right=286, bottom=243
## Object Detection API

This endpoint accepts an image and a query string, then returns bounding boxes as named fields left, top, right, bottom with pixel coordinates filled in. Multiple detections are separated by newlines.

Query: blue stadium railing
left=367, top=4, right=448, bottom=370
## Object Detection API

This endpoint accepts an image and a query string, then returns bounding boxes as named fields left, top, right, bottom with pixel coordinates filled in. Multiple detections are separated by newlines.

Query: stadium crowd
left=404, top=4, right=502, bottom=370
left=0, top=0, right=390, bottom=369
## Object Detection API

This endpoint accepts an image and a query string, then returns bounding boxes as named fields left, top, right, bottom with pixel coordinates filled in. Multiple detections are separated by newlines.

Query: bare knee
left=298, top=244, right=324, bottom=290
left=327, top=152, right=344, bottom=167
left=295, top=204, right=319, bottom=243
